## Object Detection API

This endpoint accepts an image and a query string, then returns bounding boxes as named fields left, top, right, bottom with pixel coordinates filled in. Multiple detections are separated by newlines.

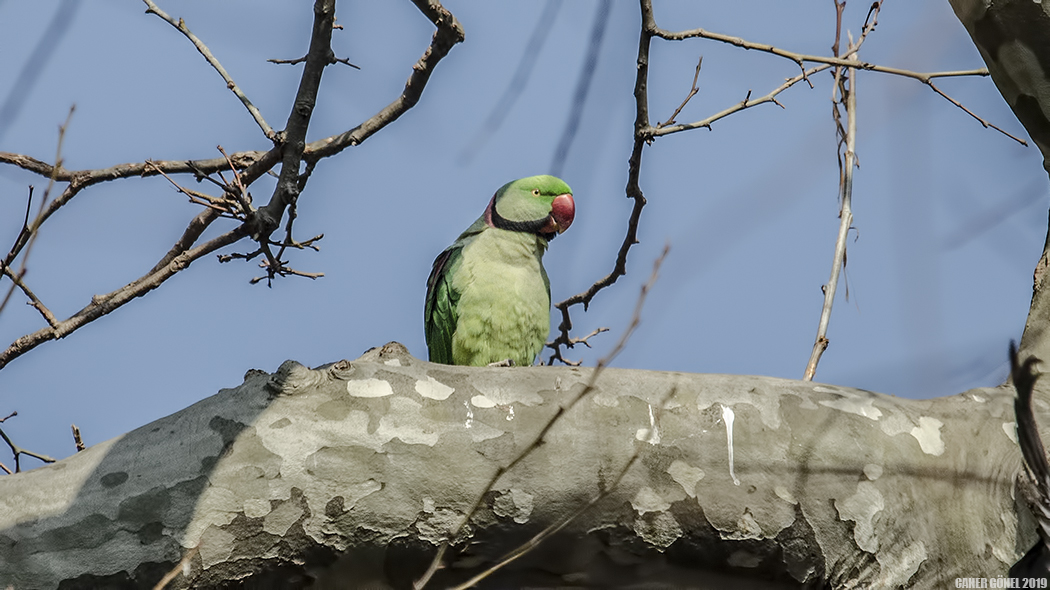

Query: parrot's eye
left=532, top=189, right=541, bottom=196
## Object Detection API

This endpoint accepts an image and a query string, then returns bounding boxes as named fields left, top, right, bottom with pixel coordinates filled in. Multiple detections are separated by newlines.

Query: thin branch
left=416, top=245, right=668, bottom=590
left=0, top=224, right=247, bottom=370
left=924, top=79, right=1028, bottom=145
left=0, top=186, right=35, bottom=317
left=141, top=0, right=276, bottom=141
left=153, top=545, right=199, bottom=590
left=71, top=424, right=85, bottom=452
left=649, top=23, right=1022, bottom=145
left=649, top=63, right=831, bottom=138
left=449, top=385, right=680, bottom=590
left=306, top=0, right=466, bottom=161
left=804, top=42, right=859, bottom=382
left=546, top=0, right=655, bottom=364
left=268, top=54, right=360, bottom=69
left=655, top=55, right=703, bottom=129
left=0, top=424, right=56, bottom=473
left=2, top=265, right=58, bottom=328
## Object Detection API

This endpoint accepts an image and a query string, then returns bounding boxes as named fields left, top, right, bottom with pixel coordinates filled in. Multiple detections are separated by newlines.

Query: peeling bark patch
left=263, top=496, right=305, bottom=536
left=632, top=486, right=672, bottom=514
left=774, top=485, right=797, bottom=505
left=667, top=460, right=705, bottom=499
left=633, top=511, right=682, bottom=549
left=492, top=488, right=534, bottom=524
left=199, top=523, right=236, bottom=567
left=415, top=376, right=454, bottom=401
left=377, top=397, right=439, bottom=446
left=470, top=394, right=496, bottom=408
left=384, top=359, right=402, bottom=367
left=722, top=508, right=764, bottom=540
left=414, top=507, right=462, bottom=545
left=346, top=378, right=394, bottom=398
left=100, top=471, right=129, bottom=488
left=875, top=540, right=926, bottom=587
left=863, top=464, right=883, bottom=481
left=818, top=395, right=882, bottom=420
left=269, top=417, right=292, bottom=429
left=1003, top=421, right=1019, bottom=444
left=908, top=417, right=945, bottom=456
left=835, top=481, right=884, bottom=553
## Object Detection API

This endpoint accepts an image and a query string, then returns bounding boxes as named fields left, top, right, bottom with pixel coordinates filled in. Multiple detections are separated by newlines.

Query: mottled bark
left=0, top=343, right=1032, bottom=588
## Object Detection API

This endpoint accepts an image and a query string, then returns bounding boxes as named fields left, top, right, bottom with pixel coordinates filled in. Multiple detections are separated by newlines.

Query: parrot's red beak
left=547, top=193, right=575, bottom=234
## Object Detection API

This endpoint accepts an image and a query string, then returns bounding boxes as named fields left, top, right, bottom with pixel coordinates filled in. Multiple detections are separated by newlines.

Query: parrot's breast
left=450, top=229, right=551, bottom=366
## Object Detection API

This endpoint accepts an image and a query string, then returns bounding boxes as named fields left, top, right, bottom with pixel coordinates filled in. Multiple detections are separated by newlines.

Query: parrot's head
left=485, top=175, right=574, bottom=241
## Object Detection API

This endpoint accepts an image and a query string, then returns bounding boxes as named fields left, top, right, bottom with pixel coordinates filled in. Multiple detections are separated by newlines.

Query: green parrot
left=425, top=175, right=575, bottom=366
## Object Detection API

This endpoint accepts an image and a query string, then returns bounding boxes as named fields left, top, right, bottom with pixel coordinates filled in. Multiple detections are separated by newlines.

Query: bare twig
left=307, top=0, right=465, bottom=161
left=924, top=79, right=1027, bottom=145
left=546, top=327, right=610, bottom=366
left=416, top=245, right=668, bottom=590
left=656, top=56, right=703, bottom=129
left=804, top=41, right=859, bottom=381
left=0, top=186, right=35, bottom=317
left=2, top=265, right=58, bottom=328
left=268, top=54, right=360, bottom=69
left=649, top=63, right=831, bottom=138
left=71, top=424, right=85, bottom=452
left=649, top=22, right=1022, bottom=145
left=145, top=161, right=242, bottom=217
left=0, top=411, right=16, bottom=423
left=449, top=385, right=680, bottom=589
left=546, top=0, right=657, bottom=365
left=141, top=0, right=276, bottom=140
left=153, top=546, right=199, bottom=590
left=0, top=422, right=56, bottom=473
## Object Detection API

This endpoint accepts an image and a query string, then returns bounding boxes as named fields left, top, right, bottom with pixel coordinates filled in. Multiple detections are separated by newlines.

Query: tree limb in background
left=0, top=0, right=464, bottom=372
left=549, top=0, right=611, bottom=178
left=457, top=0, right=563, bottom=165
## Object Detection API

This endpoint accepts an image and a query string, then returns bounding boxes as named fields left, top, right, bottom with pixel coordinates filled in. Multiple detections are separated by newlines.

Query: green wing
left=424, top=244, right=463, bottom=364
left=425, top=217, right=488, bottom=364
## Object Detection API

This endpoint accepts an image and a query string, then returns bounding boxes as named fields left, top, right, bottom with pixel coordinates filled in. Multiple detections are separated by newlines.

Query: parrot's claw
left=487, top=359, right=515, bottom=367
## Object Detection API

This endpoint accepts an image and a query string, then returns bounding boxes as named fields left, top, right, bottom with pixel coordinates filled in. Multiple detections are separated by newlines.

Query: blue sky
left=0, top=1, right=1044, bottom=466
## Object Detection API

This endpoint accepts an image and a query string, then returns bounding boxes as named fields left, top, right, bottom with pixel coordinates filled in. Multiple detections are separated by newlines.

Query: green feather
left=424, top=175, right=573, bottom=366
